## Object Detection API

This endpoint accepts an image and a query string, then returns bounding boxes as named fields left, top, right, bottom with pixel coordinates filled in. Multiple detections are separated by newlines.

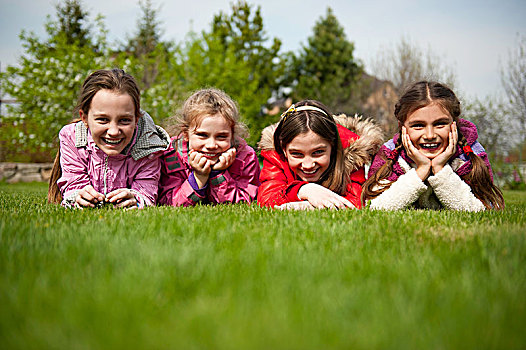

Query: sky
left=1, top=0, right=525, bottom=101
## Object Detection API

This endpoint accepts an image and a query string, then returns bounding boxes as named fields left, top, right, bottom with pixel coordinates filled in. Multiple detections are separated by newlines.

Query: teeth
left=302, top=169, right=317, bottom=174
left=103, top=138, right=122, bottom=145
left=421, top=143, right=439, bottom=149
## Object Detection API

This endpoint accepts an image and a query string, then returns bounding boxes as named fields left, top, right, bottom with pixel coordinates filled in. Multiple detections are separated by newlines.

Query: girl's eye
left=291, top=152, right=303, bottom=158
left=313, top=150, right=325, bottom=156
left=196, top=133, right=208, bottom=138
left=120, top=118, right=133, bottom=124
left=95, top=118, right=109, bottom=123
left=411, top=124, right=424, bottom=129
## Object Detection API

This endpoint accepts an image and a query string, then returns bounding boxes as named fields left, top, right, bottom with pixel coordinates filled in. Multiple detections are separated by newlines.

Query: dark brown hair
left=273, top=100, right=349, bottom=195
left=361, top=81, right=504, bottom=209
left=47, top=69, right=141, bottom=204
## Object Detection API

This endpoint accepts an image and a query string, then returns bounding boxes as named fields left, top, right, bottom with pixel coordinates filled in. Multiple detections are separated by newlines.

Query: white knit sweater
left=369, top=157, right=485, bottom=212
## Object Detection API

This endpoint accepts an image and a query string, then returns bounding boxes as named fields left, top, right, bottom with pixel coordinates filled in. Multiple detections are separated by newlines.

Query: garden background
left=1, top=0, right=525, bottom=188
left=1, top=1, right=525, bottom=348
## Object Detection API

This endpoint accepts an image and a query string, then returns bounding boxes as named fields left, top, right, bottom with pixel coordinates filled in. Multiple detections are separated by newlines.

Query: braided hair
left=362, top=81, right=504, bottom=209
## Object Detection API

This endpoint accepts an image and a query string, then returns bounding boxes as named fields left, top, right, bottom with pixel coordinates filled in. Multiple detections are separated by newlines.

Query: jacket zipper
left=103, top=155, right=108, bottom=196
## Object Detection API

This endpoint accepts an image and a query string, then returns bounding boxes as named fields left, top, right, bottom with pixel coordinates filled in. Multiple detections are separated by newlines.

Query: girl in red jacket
left=258, top=100, right=383, bottom=210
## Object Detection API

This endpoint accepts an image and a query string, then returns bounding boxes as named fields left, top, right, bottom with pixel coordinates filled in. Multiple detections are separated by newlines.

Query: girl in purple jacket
left=158, top=88, right=260, bottom=206
left=362, top=81, right=504, bottom=211
left=48, top=69, right=170, bottom=209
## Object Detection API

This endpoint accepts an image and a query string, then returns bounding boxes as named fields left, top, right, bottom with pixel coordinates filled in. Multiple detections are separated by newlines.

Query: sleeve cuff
left=129, top=189, right=152, bottom=208
left=189, top=172, right=208, bottom=196
left=286, top=181, right=309, bottom=202
left=61, top=190, right=81, bottom=208
left=209, top=171, right=228, bottom=187
left=427, top=164, right=453, bottom=186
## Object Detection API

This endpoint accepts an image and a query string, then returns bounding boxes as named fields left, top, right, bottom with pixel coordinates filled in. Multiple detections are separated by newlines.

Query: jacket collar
left=258, top=113, right=384, bottom=173
left=74, top=110, right=170, bottom=160
left=386, top=118, right=485, bottom=178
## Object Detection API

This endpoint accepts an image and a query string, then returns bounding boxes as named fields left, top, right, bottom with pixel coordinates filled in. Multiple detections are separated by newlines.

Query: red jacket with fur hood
left=257, top=114, right=384, bottom=208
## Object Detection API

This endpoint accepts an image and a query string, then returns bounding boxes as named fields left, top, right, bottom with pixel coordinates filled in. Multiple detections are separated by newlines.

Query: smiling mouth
left=102, top=137, right=124, bottom=145
left=201, top=152, right=219, bottom=158
left=420, top=143, right=441, bottom=150
left=301, top=168, right=319, bottom=176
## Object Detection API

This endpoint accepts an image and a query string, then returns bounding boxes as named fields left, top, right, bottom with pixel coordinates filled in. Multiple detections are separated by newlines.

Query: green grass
left=1, top=182, right=525, bottom=350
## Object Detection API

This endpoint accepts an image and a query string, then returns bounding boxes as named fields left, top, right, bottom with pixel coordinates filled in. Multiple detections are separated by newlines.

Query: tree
left=178, top=1, right=284, bottom=144
left=370, top=36, right=456, bottom=94
left=211, top=1, right=284, bottom=93
left=121, top=0, right=174, bottom=90
left=117, top=0, right=180, bottom=121
left=463, top=96, right=512, bottom=160
left=125, top=0, right=163, bottom=57
left=54, top=0, right=92, bottom=47
left=293, top=7, right=363, bottom=114
left=0, top=0, right=110, bottom=162
left=501, top=33, right=526, bottom=167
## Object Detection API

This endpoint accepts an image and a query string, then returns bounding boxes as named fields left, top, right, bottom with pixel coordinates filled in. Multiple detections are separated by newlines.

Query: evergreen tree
left=211, top=1, right=283, bottom=92
left=293, top=7, right=363, bottom=113
left=125, top=0, right=163, bottom=56
left=180, top=1, right=284, bottom=144
left=121, top=0, right=174, bottom=90
left=115, top=0, right=181, bottom=121
left=54, top=0, right=92, bottom=47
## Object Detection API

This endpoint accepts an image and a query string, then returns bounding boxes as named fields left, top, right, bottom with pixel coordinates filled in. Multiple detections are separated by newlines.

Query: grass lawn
left=1, top=182, right=525, bottom=349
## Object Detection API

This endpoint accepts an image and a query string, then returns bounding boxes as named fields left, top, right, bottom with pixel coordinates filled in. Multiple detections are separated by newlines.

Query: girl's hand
left=275, top=201, right=315, bottom=210
left=76, top=185, right=105, bottom=208
left=188, top=150, right=213, bottom=176
left=189, top=149, right=212, bottom=188
left=431, top=122, right=458, bottom=174
left=297, top=183, right=355, bottom=210
left=402, top=126, right=431, bottom=181
left=212, top=148, right=237, bottom=171
left=106, top=188, right=138, bottom=209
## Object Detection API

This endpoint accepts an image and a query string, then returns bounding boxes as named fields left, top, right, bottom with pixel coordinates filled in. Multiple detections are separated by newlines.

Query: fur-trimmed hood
left=258, top=113, right=385, bottom=172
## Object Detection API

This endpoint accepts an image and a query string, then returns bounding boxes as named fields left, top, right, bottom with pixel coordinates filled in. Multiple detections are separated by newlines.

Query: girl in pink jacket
left=158, top=88, right=260, bottom=206
left=48, top=69, right=170, bottom=209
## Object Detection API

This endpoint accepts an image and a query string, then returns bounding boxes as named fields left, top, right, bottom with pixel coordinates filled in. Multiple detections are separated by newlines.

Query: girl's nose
left=107, top=123, right=120, bottom=136
left=424, top=126, right=436, bottom=139
left=206, top=138, right=218, bottom=149
left=302, top=158, right=315, bottom=169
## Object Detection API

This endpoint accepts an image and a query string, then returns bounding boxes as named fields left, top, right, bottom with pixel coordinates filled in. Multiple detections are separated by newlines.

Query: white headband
left=280, top=104, right=329, bottom=122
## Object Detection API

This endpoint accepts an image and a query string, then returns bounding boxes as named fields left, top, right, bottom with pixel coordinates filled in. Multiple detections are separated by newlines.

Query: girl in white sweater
left=362, top=81, right=504, bottom=211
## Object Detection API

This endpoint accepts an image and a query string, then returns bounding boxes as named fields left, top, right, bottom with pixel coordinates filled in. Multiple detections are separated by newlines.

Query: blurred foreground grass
left=1, top=182, right=525, bottom=349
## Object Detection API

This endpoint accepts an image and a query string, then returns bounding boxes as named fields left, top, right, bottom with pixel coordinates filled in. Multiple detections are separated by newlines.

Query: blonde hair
left=169, top=88, right=248, bottom=142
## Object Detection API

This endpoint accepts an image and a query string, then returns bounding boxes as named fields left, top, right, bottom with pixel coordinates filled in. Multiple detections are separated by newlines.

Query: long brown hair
left=47, top=69, right=141, bottom=204
left=361, top=81, right=504, bottom=209
left=273, top=100, right=349, bottom=196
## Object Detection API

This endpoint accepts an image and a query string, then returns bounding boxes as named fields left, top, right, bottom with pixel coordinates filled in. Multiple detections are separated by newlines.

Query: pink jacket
left=158, top=136, right=261, bottom=206
left=57, top=115, right=170, bottom=208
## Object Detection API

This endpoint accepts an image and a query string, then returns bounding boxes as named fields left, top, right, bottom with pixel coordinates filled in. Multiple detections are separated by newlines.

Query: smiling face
left=80, top=89, right=137, bottom=156
left=403, top=103, right=453, bottom=159
left=284, top=130, right=332, bottom=182
left=186, top=114, right=233, bottom=163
